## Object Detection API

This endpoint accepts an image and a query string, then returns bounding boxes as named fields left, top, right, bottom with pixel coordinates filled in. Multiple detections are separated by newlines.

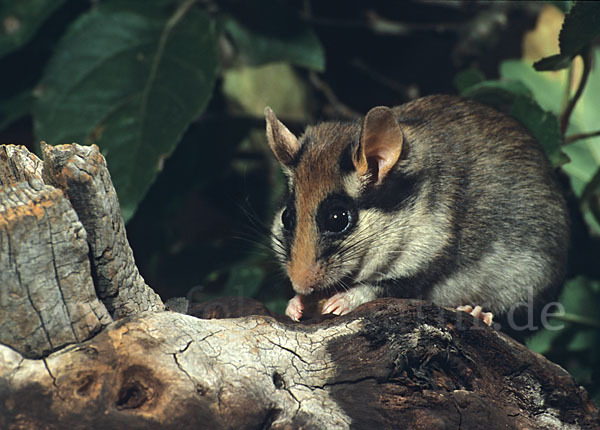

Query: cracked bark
left=41, top=143, right=164, bottom=318
left=0, top=145, right=43, bottom=187
left=0, top=179, right=111, bottom=358
left=0, top=144, right=599, bottom=429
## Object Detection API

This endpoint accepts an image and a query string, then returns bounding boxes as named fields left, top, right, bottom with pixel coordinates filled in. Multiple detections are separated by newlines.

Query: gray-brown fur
left=267, top=95, right=569, bottom=335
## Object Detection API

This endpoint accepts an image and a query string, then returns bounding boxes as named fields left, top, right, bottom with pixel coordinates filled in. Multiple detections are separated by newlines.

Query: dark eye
left=281, top=206, right=295, bottom=231
left=322, top=206, right=351, bottom=233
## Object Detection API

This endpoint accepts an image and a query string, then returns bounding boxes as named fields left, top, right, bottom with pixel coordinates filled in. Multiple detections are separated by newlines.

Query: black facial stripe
left=277, top=193, right=296, bottom=259
left=374, top=242, right=458, bottom=299
left=281, top=206, right=295, bottom=231
left=339, top=142, right=356, bottom=174
left=357, top=171, right=423, bottom=212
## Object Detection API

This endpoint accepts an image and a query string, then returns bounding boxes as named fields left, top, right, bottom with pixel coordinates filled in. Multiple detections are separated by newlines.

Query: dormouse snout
left=286, top=215, right=323, bottom=294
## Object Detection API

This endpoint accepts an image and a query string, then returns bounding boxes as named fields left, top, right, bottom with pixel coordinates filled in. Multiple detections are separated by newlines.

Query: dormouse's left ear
left=353, top=106, right=404, bottom=184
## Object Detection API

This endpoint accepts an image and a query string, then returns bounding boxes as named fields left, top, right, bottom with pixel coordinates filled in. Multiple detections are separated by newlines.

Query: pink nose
left=288, top=261, right=321, bottom=295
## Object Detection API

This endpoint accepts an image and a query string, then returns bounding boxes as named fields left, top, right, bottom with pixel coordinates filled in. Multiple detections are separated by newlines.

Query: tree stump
left=0, top=143, right=598, bottom=429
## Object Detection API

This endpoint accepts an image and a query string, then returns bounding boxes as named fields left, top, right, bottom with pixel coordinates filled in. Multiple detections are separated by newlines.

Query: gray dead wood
left=0, top=143, right=598, bottom=429
left=1, top=301, right=599, bottom=429
left=0, top=180, right=111, bottom=358
left=41, top=143, right=164, bottom=318
left=0, top=144, right=43, bottom=186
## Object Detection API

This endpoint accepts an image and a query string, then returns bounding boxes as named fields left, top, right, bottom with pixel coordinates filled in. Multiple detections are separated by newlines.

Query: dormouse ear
left=265, top=107, right=300, bottom=166
left=353, top=106, right=404, bottom=184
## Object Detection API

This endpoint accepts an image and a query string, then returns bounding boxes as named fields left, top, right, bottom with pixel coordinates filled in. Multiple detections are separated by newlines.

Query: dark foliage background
left=1, top=0, right=599, bottom=404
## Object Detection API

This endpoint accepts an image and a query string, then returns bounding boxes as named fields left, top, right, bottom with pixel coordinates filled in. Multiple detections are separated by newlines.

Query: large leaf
left=0, top=90, right=33, bottom=132
left=547, top=1, right=573, bottom=14
left=453, top=68, right=485, bottom=94
left=458, top=78, right=533, bottom=106
left=34, top=3, right=219, bottom=221
left=222, top=62, right=312, bottom=119
left=500, top=60, right=564, bottom=113
left=501, top=54, right=600, bottom=196
left=0, top=0, right=67, bottom=58
left=509, top=96, right=568, bottom=167
left=535, top=1, right=600, bottom=71
left=501, top=55, right=600, bottom=233
left=456, top=72, right=567, bottom=167
left=582, top=168, right=600, bottom=225
left=221, top=263, right=265, bottom=298
left=527, top=277, right=600, bottom=355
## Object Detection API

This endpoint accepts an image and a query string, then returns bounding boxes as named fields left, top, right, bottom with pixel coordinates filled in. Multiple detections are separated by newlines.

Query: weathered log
left=0, top=142, right=163, bottom=357
left=0, top=144, right=43, bottom=186
left=0, top=143, right=598, bottom=429
left=41, top=143, right=164, bottom=318
left=1, top=300, right=599, bottom=429
left=0, top=179, right=111, bottom=358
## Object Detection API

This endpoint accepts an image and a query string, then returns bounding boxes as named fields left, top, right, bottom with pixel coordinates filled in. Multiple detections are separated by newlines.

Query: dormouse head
left=265, top=106, right=405, bottom=295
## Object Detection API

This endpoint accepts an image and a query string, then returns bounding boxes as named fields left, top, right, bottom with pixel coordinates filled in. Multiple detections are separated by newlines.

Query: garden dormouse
left=266, top=95, right=569, bottom=333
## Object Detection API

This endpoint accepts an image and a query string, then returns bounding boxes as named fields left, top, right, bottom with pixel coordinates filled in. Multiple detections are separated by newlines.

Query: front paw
left=457, top=305, right=494, bottom=326
left=322, top=291, right=354, bottom=316
left=286, top=295, right=304, bottom=322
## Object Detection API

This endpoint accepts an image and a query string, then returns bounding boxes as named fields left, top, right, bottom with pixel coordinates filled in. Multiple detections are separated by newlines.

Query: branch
left=565, top=129, right=600, bottom=145
left=2, top=300, right=600, bottom=428
left=560, top=48, right=593, bottom=137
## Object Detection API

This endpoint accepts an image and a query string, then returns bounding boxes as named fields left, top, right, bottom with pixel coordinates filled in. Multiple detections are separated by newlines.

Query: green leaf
left=457, top=73, right=567, bottom=167
left=459, top=79, right=533, bottom=106
left=566, top=329, right=597, bottom=352
left=34, top=3, right=219, bottom=221
left=222, top=62, right=312, bottom=119
left=556, top=2, right=600, bottom=59
left=500, top=55, right=600, bottom=206
left=509, top=96, right=568, bottom=167
left=0, top=0, right=67, bottom=58
left=547, top=1, right=573, bottom=14
left=453, top=68, right=485, bottom=93
left=0, top=90, right=33, bottom=132
left=535, top=1, right=600, bottom=71
left=500, top=60, right=563, bottom=112
left=264, top=298, right=288, bottom=315
left=555, top=277, right=600, bottom=320
left=525, top=327, right=554, bottom=355
left=221, top=264, right=265, bottom=298
left=222, top=0, right=324, bottom=71
left=527, top=276, right=600, bottom=354
left=581, top=167, right=600, bottom=225
left=99, top=0, right=176, bottom=16
left=533, top=53, right=574, bottom=72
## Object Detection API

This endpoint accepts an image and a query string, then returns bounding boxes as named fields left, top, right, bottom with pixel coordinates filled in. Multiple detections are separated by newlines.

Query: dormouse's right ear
left=265, top=107, right=300, bottom=166
left=353, top=106, right=404, bottom=185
